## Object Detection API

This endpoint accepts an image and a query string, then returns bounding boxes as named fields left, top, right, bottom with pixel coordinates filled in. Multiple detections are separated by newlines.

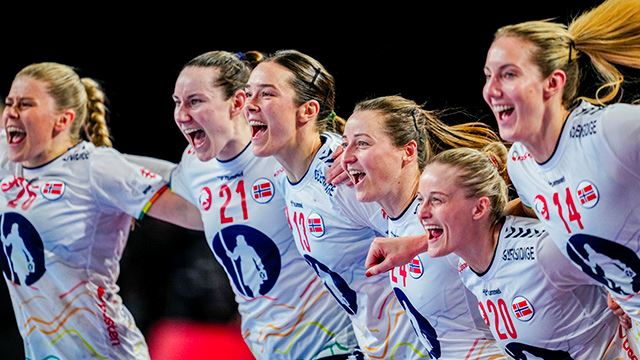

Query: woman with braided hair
left=0, top=62, right=201, bottom=359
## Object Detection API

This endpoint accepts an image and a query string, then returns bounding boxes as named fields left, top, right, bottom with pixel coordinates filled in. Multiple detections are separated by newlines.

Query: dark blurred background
left=0, top=2, right=604, bottom=358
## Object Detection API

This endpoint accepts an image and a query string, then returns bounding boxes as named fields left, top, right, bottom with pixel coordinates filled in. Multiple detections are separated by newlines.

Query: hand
left=326, top=145, right=353, bottom=186
left=608, top=293, right=632, bottom=329
left=365, top=235, right=429, bottom=277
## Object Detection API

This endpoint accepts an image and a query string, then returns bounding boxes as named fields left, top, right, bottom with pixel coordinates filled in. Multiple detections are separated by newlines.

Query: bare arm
left=505, top=198, right=537, bottom=218
left=365, top=235, right=429, bottom=277
left=147, top=189, right=204, bottom=231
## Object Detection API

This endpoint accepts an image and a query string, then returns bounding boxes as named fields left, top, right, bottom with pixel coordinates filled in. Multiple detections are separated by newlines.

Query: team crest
left=511, top=295, right=534, bottom=321
left=408, top=256, right=424, bottom=279
left=251, top=178, right=274, bottom=204
left=199, top=187, right=212, bottom=211
left=307, top=212, right=325, bottom=237
left=576, top=181, right=599, bottom=209
left=40, top=180, right=65, bottom=201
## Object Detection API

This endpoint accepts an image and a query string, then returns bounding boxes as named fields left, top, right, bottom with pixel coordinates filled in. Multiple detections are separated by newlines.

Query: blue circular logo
left=0, top=212, right=45, bottom=286
left=211, top=225, right=281, bottom=298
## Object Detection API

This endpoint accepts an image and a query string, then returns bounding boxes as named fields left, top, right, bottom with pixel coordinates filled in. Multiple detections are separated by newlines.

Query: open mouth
left=249, top=120, right=268, bottom=139
left=348, top=169, right=366, bottom=185
left=6, top=126, right=26, bottom=145
left=493, top=104, right=514, bottom=122
left=183, top=128, right=206, bottom=148
left=422, top=225, right=443, bottom=241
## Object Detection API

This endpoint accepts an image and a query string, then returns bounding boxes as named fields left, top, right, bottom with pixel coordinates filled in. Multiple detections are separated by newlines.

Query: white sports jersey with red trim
left=0, top=135, right=167, bottom=359
left=170, top=143, right=357, bottom=359
left=278, top=133, right=428, bottom=359
left=388, top=197, right=504, bottom=359
left=508, top=101, right=640, bottom=320
left=460, top=216, right=618, bottom=359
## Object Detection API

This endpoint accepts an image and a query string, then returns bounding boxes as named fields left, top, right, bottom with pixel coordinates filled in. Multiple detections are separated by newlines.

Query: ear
left=543, top=69, right=567, bottom=100
left=472, top=196, right=491, bottom=221
left=230, top=89, right=247, bottom=118
left=297, top=99, right=320, bottom=127
left=402, top=139, right=418, bottom=166
left=54, top=109, right=76, bottom=132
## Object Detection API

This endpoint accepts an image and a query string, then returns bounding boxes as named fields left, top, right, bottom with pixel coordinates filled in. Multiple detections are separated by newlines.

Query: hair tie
left=327, top=111, right=337, bottom=123
left=234, top=52, right=246, bottom=61
left=411, top=108, right=420, bottom=135
left=487, top=153, right=499, bottom=169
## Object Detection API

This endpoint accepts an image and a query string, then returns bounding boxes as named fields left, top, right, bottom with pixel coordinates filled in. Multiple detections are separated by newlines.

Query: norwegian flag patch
left=408, top=256, right=424, bottom=279
left=511, top=295, right=534, bottom=321
left=307, top=212, right=325, bottom=237
left=40, top=180, right=65, bottom=201
left=576, top=181, right=599, bottom=209
left=199, top=186, right=212, bottom=211
left=252, top=178, right=274, bottom=204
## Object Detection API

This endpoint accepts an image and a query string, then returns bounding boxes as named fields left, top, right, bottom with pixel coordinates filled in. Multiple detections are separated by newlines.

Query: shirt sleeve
left=601, top=103, right=640, bottom=180
left=89, top=147, right=169, bottom=220
left=538, top=233, right=601, bottom=289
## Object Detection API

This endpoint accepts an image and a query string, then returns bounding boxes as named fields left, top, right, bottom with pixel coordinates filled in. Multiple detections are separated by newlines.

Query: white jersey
left=279, top=133, right=428, bottom=359
left=170, top=143, right=357, bottom=360
left=460, top=216, right=619, bottom=359
left=508, top=101, right=640, bottom=320
left=0, top=134, right=167, bottom=359
left=388, top=197, right=504, bottom=359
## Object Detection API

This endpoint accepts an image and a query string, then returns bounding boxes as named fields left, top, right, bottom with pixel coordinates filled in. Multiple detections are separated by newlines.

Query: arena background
left=0, top=1, right=610, bottom=358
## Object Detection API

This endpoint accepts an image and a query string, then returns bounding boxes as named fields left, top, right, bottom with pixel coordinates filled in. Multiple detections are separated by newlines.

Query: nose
left=483, top=75, right=502, bottom=100
left=341, top=142, right=356, bottom=167
left=174, top=102, right=190, bottom=123
left=417, top=200, right=432, bottom=221
left=245, top=96, right=259, bottom=114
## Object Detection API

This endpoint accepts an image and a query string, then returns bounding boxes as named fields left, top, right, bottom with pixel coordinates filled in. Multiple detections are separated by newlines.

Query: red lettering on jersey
left=97, top=287, right=121, bottom=346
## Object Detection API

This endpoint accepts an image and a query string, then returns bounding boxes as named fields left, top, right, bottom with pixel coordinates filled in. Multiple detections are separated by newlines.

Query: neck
left=217, top=115, right=252, bottom=161
left=379, top=166, right=420, bottom=218
left=458, top=219, right=503, bottom=274
left=524, top=103, right=570, bottom=163
left=276, top=128, right=322, bottom=183
left=24, top=136, right=74, bottom=168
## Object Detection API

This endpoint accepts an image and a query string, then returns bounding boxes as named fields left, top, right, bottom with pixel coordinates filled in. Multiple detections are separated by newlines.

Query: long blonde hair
left=17, top=62, right=112, bottom=147
left=496, top=0, right=640, bottom=106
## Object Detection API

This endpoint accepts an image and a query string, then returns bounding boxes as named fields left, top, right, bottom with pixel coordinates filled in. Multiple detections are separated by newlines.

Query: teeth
left=422, top=225, right=442, bottom=231
left=348, top=169, right=364, bottom=175
left=492, top=105, right=514, bottom=113
left=183, top=128, right=201, bottom=134
left=6, top=126, right=25, bottom=135
left=249, top=120, right=266, bottom=126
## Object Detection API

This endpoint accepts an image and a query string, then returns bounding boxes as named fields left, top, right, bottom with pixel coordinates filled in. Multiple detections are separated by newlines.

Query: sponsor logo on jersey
left=576, top=181, right=599, bottom=209
left=502, top=246, right=535, bottom=261
left=199, top=186, right=212, bottom=211
left=62, top=151, right=89, bottom=161
left=548, top=176, right=565, bottom=187
left=511, top=151, right=533, bottom=162
left=139, top=167, right=157, bottom=179
left=187, top=146, right=195, bottom=155
left=313, top=169, right=335, bottom=197
left=408, top=256, right=423, bottom=279
left=40, top=180, right=65, bottom=201
left=458, top=261, right=468, bottom=273
left=569, top=120, right=597, bottom=139
left=216, top=171, right=243, bottom=181
left=97, top=287, right=121, bottom=346
left=251, top=178, right=274, bottom=204
left=482, top=288, right=502, bottom=296
left=307, top=212, right=325, bottom=237
left=511, top=296, right=534, bottom=321
left=533, top=194, right=549, bottom=220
